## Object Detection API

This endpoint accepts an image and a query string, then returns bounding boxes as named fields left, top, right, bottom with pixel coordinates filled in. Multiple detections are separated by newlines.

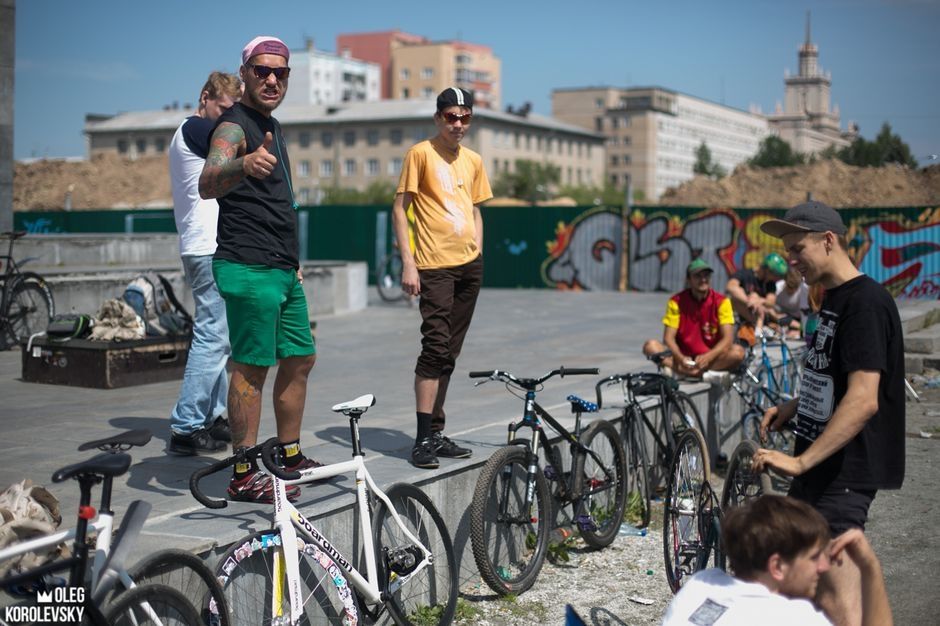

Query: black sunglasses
left=441, top=112, right=472, bottom=124
left=247, top=64, right=291, bottom=80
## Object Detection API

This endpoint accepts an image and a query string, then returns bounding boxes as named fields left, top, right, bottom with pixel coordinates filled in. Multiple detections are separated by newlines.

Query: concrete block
left=905, top=354, right=925, bottom=376
left=904, top=325, right=940, bottom=354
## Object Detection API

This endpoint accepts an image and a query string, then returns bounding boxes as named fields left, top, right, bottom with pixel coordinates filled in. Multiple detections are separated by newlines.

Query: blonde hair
left=201, top=71, right=242, bottom=100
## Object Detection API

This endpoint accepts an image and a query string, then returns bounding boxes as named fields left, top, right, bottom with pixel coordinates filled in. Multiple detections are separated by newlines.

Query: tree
left=693, top=141, right=726, bottom=178
left=837, top=123, right=917, bottom=168
left=492, top=159, right=561, bottom=202
left=749, top=136, right=806, bottom=168
left=320, top=181, right=397, bottom=205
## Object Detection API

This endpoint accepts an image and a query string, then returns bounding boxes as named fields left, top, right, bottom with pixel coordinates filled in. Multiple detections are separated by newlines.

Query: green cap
left=763, top=252, right=788, bottom=277
left=686, top=258, right=713, bottom=276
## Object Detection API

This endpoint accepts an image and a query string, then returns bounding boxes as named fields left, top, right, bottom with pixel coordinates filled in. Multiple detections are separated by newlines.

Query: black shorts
left=788, top=479, right=876, bottom=535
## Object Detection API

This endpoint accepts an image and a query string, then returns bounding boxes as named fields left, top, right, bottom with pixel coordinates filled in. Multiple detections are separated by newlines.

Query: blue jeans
left=170, top=255, right=230, bottom=435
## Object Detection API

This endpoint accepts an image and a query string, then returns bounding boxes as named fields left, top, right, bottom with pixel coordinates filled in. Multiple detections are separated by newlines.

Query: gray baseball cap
left=760, top=201, right=847, bottom=238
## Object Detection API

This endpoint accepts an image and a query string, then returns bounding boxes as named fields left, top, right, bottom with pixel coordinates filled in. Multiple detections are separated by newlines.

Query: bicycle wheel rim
left=375, top=254, right=405, bottom=302
left=373, top=483, right=457, bottom=625
left=623, top=414, right=652, bottom=528
left=216, top=529, right=360, bottom=626
left=469, top=446, right=550, bottom=595
left=127, top=548, right=231, bottom=626
left=577, top=420, right=627, bottom=549
left=663, top=429, right=709, bottom=593
left=104, top=582, right=202, bottom=625
left=7, top=282, right=53, bottom=344
left=720, top=439, right=771, bottom=511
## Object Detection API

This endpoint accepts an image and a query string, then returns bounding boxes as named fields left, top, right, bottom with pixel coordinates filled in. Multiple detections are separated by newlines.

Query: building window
left=388, top=157, right=403, bottom=176
left=400, top=68, right=410, bottom=80
left=320, top=160, right=333, bottom=177
left=493, top=158, right=499, bottom=174
left=390, top=129, right=403, bottom=145
left=136, top=139, right=146, bottom=154
left=343, top=158, right=356, bottom=176
left=401, top=87, right=410, bottom=98
left=321, top=132, right=333, bottom=148
left=154, top=138, right=166, bottom=153
left=117, top=139, right=128, bottom=154
left=610, top=174, right=619, bottom=185
left=413, top=127, right=425, bottom=142
left=422, top=87, right=433, bottom=98
left=298, top=188, right=310, bottom=205
left=298, top=160, right=310, bottom=177
left=343, top=130, right=356, bottom=146
left=366, top=158, right=380, bottom=176
left=421, top=67, right=433, bottom=79
left=622, top=136, right=631, bottom=145
left=504, top=159, right=510, bottom=172
left=611, top=155, right=619, bottom=166
left=611, top=117, right=619, bottom=129
left=622, top=155, right=631, bottom=165
left=595, top=98, right=604, bottom=109
left=366, top=129, right=379, bottom=146
left=299, top=132, right=310, bottom=148
left=595, top=117, right=604, bottom=132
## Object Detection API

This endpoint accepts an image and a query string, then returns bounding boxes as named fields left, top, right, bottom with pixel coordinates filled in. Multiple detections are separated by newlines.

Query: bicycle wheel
left=720, top=439, right=773, bottom=511
left=3, top=280, right=53, bottom=348
left=663, top=428, right=710, bottom=593
left=469, top=445, right=551, bottom=596
left=574, top=420, right=627, bottom=549
left=127, top=548, right=230, bottom=626
left=104, top=582, right=202, bottom=625
left=372, top=482, right=457, bottom=625
left=741, top=409, right=794, bottom=456
left=666, top=391, right=706, bottom=444
left=622, top=409, right=652, bottom=528
left=215, top=529, right=360, bottom=626
left=375, top=252, right=406, bottom=303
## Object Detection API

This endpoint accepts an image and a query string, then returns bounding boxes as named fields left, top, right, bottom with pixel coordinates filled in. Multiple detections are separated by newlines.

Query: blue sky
left=13, top=0, right=940, bottom=163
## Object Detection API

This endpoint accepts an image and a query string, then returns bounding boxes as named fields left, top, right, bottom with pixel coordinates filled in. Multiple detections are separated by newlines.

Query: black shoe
left=169, top=428, right=228, bottom=456
left=208, top=416, right=232, bottom=442
left=431, top=431, right=472, bottom=459
left=411, top=438, right=440, bottom=469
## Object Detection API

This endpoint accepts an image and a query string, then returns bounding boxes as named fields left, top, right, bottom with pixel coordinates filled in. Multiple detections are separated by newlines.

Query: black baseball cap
left=760, top=201, right=847, bottom=238
left=436, top=87, right=474, bottom=111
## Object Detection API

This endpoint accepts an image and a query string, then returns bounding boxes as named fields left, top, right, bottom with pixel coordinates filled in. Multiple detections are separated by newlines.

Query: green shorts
left=212, top=259, right=315, bottom=367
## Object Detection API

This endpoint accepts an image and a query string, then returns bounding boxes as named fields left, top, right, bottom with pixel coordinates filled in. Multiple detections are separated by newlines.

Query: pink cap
left=241, top=36, right=290, bottom=65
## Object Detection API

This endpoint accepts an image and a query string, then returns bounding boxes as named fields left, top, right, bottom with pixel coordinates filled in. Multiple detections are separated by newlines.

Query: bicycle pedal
left=385, top=545, right=421, bottom=576
left=575, top=514, right=597, bottom=533
left=543, top=466, right=558, bottom=480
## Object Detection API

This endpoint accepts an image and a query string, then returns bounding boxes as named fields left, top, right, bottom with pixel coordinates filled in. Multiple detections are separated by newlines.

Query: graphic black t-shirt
left=213, top=102, right=299, bottom=269
left=793, top=274, right=905, bottom=490
left=731, top=269, right=775, bottom=298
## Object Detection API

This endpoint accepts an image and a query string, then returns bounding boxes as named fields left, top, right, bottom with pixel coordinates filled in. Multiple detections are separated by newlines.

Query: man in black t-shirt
left=754, top=201, right=904, bottom=626
left=199, top=36, right=321, bottom=504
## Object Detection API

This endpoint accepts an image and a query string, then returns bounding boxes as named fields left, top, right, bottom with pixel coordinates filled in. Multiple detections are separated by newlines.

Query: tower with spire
left=768, top=13, right=857, bottom=154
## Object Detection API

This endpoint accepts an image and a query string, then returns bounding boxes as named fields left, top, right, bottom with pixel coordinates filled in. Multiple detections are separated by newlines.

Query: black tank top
left=213, top=102, right=298, bottom=269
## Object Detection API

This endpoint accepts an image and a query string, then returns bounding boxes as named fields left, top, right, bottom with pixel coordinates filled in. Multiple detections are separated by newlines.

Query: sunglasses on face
left=247, top=64, right=291, bottom=80
left=441, top=112, right=472, bottom=124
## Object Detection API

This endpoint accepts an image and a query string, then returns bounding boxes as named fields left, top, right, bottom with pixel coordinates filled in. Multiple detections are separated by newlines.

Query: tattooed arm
left=199, top=123, right=279, bottom=199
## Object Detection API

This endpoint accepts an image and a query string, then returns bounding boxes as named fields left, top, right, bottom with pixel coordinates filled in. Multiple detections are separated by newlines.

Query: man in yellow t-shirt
left=392, top=87, right=493, bottom=469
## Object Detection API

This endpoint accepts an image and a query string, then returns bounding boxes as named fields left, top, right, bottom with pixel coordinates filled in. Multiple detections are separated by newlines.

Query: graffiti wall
left=539, top=205, right=940, bottom=299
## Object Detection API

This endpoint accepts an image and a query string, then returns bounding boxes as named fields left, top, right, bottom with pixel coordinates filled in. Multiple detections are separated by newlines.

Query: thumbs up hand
left=242, top=131, right=278, bottom=179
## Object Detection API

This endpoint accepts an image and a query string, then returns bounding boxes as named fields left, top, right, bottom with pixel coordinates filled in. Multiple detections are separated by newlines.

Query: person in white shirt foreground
left=662, top=495, right=891, bottom=626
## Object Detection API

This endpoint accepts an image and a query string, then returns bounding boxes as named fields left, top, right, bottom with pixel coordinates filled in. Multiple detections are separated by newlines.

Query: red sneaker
left=227, top=471, right=300, bottom=504
left=282, top=457, right=330, bottom=485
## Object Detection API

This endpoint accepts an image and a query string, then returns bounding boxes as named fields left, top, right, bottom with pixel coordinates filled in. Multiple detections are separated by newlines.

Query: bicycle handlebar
left=188, top=442, right=265, bottom=509
left=260, top=437, right=302, bottom=481
left=469, top=366, right=599, bottom=388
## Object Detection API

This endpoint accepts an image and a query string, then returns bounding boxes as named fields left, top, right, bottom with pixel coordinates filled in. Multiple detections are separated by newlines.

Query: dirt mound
left=14, top=153, right=171, bottom=210
left=659, top=159, right=940, bottom=208
left=13, top=153, right=940, bottom=211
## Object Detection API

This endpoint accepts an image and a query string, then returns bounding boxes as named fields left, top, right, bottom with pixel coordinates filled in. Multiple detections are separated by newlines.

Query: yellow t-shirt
left=396, top=137, right=493, bottom=269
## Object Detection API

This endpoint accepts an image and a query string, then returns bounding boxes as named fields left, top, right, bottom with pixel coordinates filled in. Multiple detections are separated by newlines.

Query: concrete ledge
left=900, top=301, right=940, bottom=334
left=904, top=324, right=940, bottom=354
left=906, top=354, right=925, bottom=376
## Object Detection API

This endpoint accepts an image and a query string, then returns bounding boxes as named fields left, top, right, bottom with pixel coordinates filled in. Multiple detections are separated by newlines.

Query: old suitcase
left=21, top=335, right=191, bottom=389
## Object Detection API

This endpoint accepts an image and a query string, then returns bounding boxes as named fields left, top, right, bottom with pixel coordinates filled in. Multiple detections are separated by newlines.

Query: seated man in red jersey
left=643, top=258, right=746, bottom=378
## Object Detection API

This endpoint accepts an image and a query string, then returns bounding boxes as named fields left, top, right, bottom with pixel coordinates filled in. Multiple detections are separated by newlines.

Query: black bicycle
left=594, top=364, right=706, bottom=527
left=467, top=367, right=627, bottom=596
left=0, top=231, right=54, bottom=349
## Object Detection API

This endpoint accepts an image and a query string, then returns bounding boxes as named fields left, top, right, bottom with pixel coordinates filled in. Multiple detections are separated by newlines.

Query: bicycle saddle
left=567, top=395, right=598, bottom=413
left=331, top=394, right=376, bottom=414
left=52, top=452, right=132, bottom=483
left=77, top=429, right=152, bottom=452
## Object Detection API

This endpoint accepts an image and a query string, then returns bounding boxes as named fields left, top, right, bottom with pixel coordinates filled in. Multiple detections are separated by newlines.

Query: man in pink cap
left=199, top=36, right=321, bottom=504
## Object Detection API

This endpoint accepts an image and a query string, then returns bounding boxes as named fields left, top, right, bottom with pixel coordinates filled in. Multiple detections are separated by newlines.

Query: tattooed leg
left=228, top=362, right=269, bottom=448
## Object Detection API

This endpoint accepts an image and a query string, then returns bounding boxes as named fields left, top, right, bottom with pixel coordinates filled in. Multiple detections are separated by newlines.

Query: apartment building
left=282, top=41, right=381, bottom=106
left=84, top=99, right=604, bottom=203
left=552, top=86, right=769, bottom=201
left=337, top=30, right=500, bottom=109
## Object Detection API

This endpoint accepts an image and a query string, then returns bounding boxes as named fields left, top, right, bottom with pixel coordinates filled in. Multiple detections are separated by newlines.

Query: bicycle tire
left=666, top=391, right=706, bottom=448
left=126, top=548, right=231, bottom=626
left=720, top=439, right=773, bottom=511
left=622, top=408, right=652, bottom=528
left=663, top=428, right=710, bottom=593
left=375, top=252, right=406, bottom=303
left=574, top=420, right=627, bottom=549
left=104, top=582, right=202, bottom=625
left=741, top=409, right=794, bottom=456
left=215, top=529, right=360, bottom=626
left=372, top=482, right=457, bottom=625
left=3, top=280, right=53, bottom=348
left=469, top=445, right=551, bottom=596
